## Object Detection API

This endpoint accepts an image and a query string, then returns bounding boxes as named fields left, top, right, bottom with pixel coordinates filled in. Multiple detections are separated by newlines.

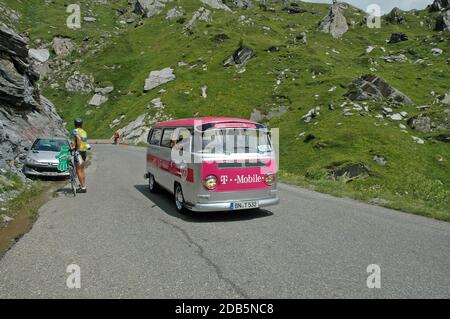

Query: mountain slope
left=2, top=0, right=449, bottom=219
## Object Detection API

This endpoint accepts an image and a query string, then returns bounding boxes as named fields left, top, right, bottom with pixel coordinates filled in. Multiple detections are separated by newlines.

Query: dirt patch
left=0, top=181, right=65, bottom=257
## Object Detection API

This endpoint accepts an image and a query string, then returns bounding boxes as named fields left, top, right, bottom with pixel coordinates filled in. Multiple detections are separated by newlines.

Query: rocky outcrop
left=144, top=67, right=175, bottom=92
left=319, top=1, right=348, bottom=39
left=346, top=75, right=413, bottom=105
left=435, top=10, right=450, bottom=31
left=0, top=23, right=66, bottom=171
left=0, top=24, right=40, bottom=109
left=65, top=71, right=94, bottom=93
left=166, top=7, right=184, bottom=20
left=388, top=32, right=408, bottom=43
left=385, top=7, right=405, bottom=24
left=200, top=0, right=232, bottom=12
left=407, top=110, right=450, bottom=133
left=428, top=0, right=450, bottom=12
left=52, top=36, right=74, bottom=57
left=134, top=0, right=169, bottom=18
left=184, top=7, right=211, bottom=31
left=223, top=46, right=253, bottom=66
left=233, top=0, right=252, bottom=9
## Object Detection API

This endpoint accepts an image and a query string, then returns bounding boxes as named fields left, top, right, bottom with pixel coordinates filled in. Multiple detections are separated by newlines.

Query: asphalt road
left=0, top=144, right=449, bottom=298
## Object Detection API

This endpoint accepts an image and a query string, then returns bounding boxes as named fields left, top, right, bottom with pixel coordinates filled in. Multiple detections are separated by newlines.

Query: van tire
left=174, top=183, right=188, bottom=214
left=148, top=173, right=159, bottom=193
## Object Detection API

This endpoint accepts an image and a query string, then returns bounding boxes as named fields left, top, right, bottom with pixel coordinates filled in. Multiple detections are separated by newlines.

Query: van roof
left=153, top=117, right=260, bottom=128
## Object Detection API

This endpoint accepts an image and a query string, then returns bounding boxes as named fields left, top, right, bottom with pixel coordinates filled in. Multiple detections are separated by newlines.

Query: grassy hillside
left=3, top=0, right=449, bottom=219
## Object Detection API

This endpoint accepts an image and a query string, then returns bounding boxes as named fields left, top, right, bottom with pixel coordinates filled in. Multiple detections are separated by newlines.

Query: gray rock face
left=407, top=110, right=450, bottom=133
left=95, top=86, right=114, bottom=95
left=319, top=1, right=348, bottom=39
left=134, top=0, right=169, bottom=18
left=223, top=46, right=253, bottom=66
left=52, top=37, right=74, bottom=57
left=440, top=92, right=450, bottom=104
left=233, top=0, right=252, bottom=9
left=388, top=32, right=408, bottom=43
left=88, top=93, right=108, bottom=106
left=65, top=72, right=94, bottom=93
left=144, top=67, right=175, bottom=92
left=0, top=24, right=40, bottom=109
left=166, top=7, right=184, bottom=20
left=185, top=7, right=211, bottom=31
left=435, top=10, right=450, bottom=31
left=200, top=0, right=232, bottom=12
left=428, top=0, right=450, bottom=12
left=328, top=162, right=370, bottom=180
left=386, top=7, right=405, bottom=24
left=28, top=48, right=50, bottom=63
left=116, top=113, right=149, bottom=144
left=346, top=75, right=413, bottom=105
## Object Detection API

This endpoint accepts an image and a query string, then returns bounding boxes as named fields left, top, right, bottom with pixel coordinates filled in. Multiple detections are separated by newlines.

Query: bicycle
left=56, top=146, right=78, bottom=197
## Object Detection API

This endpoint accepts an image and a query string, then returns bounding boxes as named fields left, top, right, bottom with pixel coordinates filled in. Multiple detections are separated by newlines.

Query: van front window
left=201, top=128, right=272, bottom=154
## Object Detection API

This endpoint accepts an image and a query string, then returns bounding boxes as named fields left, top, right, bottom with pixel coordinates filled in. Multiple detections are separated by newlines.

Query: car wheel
left=148, top=173, right=159, bottom=193
left=174, top=183, right=188, bottom=214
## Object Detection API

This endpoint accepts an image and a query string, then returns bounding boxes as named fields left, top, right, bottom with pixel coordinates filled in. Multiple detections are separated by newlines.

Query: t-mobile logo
left=220, top=175, right=228, bottom=185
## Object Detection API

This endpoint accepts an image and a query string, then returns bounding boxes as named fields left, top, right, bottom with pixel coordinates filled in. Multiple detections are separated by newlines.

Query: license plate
left=230, top=201, right=258, bottom=210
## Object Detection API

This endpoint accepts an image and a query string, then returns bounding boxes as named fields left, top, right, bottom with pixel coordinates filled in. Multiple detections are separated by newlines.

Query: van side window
left=161, top=129, right=175, bottom=148
left=149, top=129, right=162, bottom=145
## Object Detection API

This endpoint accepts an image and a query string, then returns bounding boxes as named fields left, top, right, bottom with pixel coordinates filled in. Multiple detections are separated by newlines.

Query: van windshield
left=201, top=128, right=272, bottom=154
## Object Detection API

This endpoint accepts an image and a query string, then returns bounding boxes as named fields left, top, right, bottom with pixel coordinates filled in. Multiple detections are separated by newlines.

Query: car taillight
left=204, top=175, right=218, bottom=190
left=265, top=173, right=275, bottom=186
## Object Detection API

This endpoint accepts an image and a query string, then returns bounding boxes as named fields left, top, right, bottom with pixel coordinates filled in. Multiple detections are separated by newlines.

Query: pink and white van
left=145, top=117, right=279, bottom=213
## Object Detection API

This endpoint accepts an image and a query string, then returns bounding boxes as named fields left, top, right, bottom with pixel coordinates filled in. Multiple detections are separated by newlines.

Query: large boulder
left=233, top=0, right=252, bottom=9
left=166, top=7, right=184, bottom=20
left=28, top=48, right=49, bottom=63
left=88, top=93, right=108, bottom=106
left=346, top=75, right=413, bottom=105
left=184, top=7, right=211, bottom=31
left=65, top=71, right=94, bottom=93
left=115, top=113, right=149, bottom=144
left=200, top=0, right=232, bottom=12
left=388, top=32, right=408, bottom=43
left=435, top=9, right=450, bottom=31
left=407, top=110, right=450, bottom=133
left=52, top=37, right=74, bottom=57
left=134, top=0, right=169, bottom=18
left=319, top=0, right=348, bottom=39
left=385, top=7, right=405, bottom=24
left=144, top=67, right=175, bottom=92
left=428, top=0, right=450, bottom=12
left=223, top=46, right=253, bottom=66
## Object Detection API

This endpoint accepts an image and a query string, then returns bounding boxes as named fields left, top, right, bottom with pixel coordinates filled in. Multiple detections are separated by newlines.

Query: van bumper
left=186, top=196, right=280, bottom=212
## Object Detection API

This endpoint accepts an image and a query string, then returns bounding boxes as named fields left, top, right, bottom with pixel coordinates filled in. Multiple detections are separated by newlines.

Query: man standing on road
left=72, top=118, right=88, bottom=193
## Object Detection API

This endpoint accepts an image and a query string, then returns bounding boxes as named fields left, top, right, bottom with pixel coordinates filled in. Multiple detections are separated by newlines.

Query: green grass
left=3, top=0, right=450, bottom=220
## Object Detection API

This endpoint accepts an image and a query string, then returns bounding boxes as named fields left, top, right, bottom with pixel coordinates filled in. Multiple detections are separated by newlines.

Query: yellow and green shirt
left=72, top=128, right=88, bottom=152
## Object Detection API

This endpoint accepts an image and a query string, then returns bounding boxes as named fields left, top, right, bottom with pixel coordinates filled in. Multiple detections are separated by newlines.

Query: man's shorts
left=75, top=151, right=87, bottom=164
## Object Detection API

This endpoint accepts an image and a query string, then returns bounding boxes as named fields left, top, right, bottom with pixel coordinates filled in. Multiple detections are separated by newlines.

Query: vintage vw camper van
left=145, top=117, right=279, bottom=213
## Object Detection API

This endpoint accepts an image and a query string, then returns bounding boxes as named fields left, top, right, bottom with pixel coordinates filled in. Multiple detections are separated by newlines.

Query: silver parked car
left=23, top=137, right=71, bottom=178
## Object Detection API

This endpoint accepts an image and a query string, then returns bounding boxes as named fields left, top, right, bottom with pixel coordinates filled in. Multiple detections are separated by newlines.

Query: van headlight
left=264, top=173, right=275, bottom=186
left=203, top=175, right=217, bottom=190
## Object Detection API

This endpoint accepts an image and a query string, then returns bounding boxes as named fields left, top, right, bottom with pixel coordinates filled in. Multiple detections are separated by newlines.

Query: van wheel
left=148, top=173, right=158, bottom=193
left=174, top=183, right=188, bottom=214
